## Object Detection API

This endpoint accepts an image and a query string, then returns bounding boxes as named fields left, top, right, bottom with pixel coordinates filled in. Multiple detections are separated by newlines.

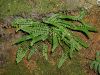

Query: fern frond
left=20, top=26, right=49, bottom=36
left=69, top=39, right=81, bottom=58
left=42, top=44, right=48, bottom=60
left=14, top=35, right=32, bottom=44
left=12, top=18, right=33, bottom=27
left=28, top=47, right=37, bottom=60
left=74, top=36, right=88, bottom=48
left=16, top=47, right=28, bottom=63
left=59, top=9, right=85, bottom=21
left=69, top=43, right=75, bottom=58
left=81, top=21, right=97, bottom=32
left=90, top=61, right=95, bottom=70
left=98, top=64, right=100, bottom=73
left=52, top=31, right=59, bottom=52
left=96, top=52, right=100, bottom=63
left=30, top=35, right=48, bottom=46
left=94, top=62, right=99, bottom=72
left=58, top=51, right=68, bottom=68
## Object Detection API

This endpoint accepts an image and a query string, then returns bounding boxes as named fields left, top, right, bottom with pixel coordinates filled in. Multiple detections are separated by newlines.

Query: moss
left=32, top=56, right=86, bottom=75
left=0, top=0, right=68, bottom=19
left=33, top=0, right=67, bottom=14
left=0, top=0, right=32, bottom=19
left=0, top=37, right=4, bottom=44
left=3, top=62, right=32, bottom=75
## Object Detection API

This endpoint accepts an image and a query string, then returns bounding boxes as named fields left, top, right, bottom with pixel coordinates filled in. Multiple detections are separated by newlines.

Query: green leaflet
left=98, top=64, right=100, bottom=74
left=55, top=20, right=90, bottom=37
left=90, top=61, right=95, bottom=70
left=28, top=47, right=37, bottom=60
left=68, top=38, right=82, bottom=58
left=59, top=9, right=85, bottom=21
left=96, top=51, right=100, bottom=57
left=14, top=35, right=32, bottom=44
left=60, top=21, right=90, bottom=36
left=42, top=44, right=48, bottom=60
left=63, top=37, right=70, bottom=47
left=20, top=26, right=49, bottom=36
left=81, top=21, right=97, bottom=32
left=16, top=47, right=28, bottom=63
left=96, top=51, right=100, bottom=62
left=30, top=35, right=48, bottom=46
left=74, top=36, right=88, bottom=48
left=73, top=41, right=82, bottom=51
left=69, top=39, right=78, bottom=58
left=20, top=26, right=33, bottom=34
left=12, top=18, right=33, bottom=27
left=74, top=25, right=90, bottom=37
left=94, top=62, right=99, bottom=72
left=58, top=51, right=68, bottom=68
left=52, top=31, right=59, bottom=52
left=58, top=20, right=77, bottom=30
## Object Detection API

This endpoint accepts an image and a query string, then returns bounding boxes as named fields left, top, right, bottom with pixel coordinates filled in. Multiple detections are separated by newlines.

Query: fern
left=90, top=51, right=100, bottom=74
left=12, top=9, right=96, bottom=68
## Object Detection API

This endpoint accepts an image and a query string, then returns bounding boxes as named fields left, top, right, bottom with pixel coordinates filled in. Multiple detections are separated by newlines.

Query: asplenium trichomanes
left=12, top=9, right=96, bottom=68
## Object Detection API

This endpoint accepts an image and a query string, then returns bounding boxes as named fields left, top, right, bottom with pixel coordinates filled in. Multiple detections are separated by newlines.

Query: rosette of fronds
left=90, top=51, right=100, bottom=74
left=12, top=10, right=96, bottom=68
